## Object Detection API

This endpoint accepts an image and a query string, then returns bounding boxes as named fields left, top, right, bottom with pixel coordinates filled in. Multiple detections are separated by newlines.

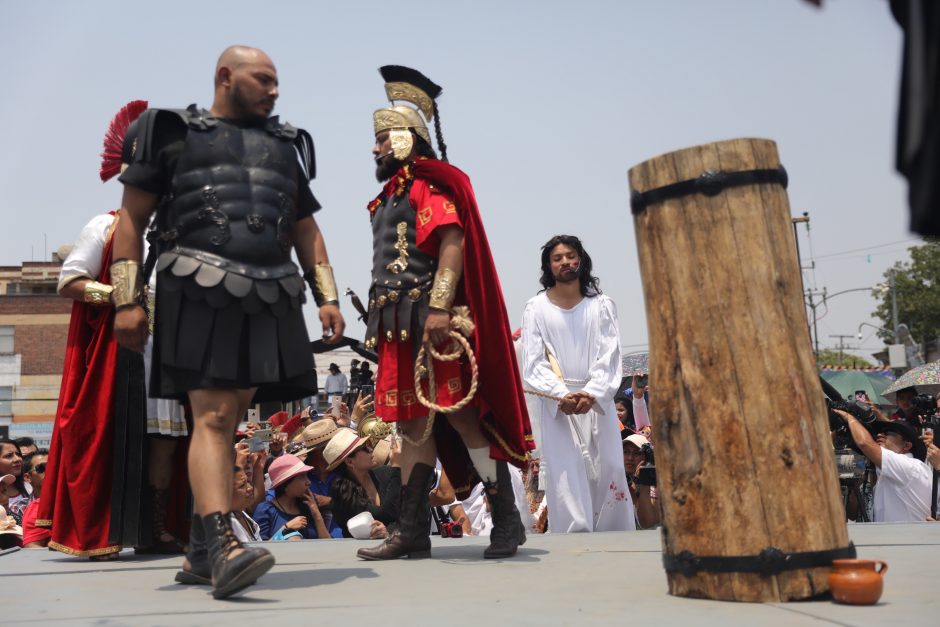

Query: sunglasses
left=33, top=463, right=46, bottom=474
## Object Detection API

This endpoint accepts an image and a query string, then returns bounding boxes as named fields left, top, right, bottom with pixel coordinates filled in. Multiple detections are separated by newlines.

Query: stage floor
left=2, top=522, right=938, bottom=626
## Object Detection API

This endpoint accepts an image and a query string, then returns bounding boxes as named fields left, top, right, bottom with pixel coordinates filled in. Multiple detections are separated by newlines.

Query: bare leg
left=397, top=416, right=438, bottom=483
left=187, top=388, right=255, bottom=517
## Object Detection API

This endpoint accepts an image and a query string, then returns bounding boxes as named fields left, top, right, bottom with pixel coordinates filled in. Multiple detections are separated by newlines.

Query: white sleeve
left=581, top=296, right=623, bottom=405
left=57, top=214, right=115, bottom=293
left=521, top=301, right=570, bottom=400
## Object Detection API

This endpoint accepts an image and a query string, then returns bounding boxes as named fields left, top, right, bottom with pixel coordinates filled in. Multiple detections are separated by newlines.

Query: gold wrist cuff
left=83, top=281, right=114, bottom=307
left=311, top=264, right=339, bottom=307
left=429, top=268, right=458, bottom=311
left=109, top=260, right=144, bottom=309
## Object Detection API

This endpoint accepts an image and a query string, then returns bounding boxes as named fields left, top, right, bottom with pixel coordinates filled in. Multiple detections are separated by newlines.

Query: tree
left=816, top=349, right=874, bottom=369
left=871, top=240, right=940, bottom=348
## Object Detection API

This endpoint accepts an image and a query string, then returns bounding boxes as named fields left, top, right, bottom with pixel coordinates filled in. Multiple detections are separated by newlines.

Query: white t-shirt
left=230, top=511, right=262, bottom=543
left=873, top=449, right=932, bottom=522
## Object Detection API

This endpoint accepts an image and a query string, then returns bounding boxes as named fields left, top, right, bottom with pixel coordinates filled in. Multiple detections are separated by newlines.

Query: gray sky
left=0, top=0, right=918, bottom=362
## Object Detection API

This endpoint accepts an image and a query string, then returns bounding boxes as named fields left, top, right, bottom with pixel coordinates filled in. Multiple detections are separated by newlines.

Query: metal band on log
left=628, top=138, right=851, bottom=602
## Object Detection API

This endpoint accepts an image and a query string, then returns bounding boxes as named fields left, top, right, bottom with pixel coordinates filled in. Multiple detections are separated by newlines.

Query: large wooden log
left=628, top=138, right=851, bottom=602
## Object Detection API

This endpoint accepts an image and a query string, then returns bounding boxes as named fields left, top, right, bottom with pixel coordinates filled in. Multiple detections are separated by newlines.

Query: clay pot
left=828, top=559, right=888, bottom=605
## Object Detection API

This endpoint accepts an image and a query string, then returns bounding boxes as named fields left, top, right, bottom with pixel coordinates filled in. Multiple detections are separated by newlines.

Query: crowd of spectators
left=6, top=367, right=939, bottom=554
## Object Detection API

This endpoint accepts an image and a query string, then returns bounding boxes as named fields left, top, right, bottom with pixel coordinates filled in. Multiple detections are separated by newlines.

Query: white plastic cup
left=347, top=511, right=375, bottom=539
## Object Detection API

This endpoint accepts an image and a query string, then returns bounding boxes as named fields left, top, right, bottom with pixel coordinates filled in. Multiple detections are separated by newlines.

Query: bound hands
left=319, top=303, right=345, bottom=345
left=559, top=392, right=594, bottom=415
left=114, top=306, right=149, bottom=353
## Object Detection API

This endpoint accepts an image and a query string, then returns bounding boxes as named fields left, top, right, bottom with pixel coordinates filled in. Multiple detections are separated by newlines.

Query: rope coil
left=400, top=307, right=479, bottom=447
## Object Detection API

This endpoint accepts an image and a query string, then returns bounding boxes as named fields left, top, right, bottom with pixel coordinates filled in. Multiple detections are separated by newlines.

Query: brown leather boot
left=483, top=461, right=526, bottom=559
left=357, top=462, right=433, bottom=560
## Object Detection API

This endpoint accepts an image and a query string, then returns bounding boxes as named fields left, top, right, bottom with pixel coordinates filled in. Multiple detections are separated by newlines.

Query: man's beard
left=553, top=266, right=581, bottom=284
left=375, top=153, right=404, bottom=182
left=230, top=83, right=271, bottom=123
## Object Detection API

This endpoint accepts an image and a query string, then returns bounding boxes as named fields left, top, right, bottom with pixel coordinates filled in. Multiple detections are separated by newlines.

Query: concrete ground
left=1, top=523, right=937, bottom=626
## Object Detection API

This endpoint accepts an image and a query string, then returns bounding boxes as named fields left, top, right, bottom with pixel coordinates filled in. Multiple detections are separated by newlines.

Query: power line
left=807, top=238, right=920, bottom=262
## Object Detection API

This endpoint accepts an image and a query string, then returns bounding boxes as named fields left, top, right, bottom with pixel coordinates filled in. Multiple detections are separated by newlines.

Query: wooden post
left=628, top=138, right=851, bottom=602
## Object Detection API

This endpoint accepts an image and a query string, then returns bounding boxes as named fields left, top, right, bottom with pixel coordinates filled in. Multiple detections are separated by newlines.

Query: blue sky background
left=0, top=0, right=917, bottom=361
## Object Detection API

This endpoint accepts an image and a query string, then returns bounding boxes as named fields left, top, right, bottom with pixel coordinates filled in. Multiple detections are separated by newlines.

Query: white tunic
left=521, top=292, right=634, bottom=532
left=59, top=213, right=187, bottom=437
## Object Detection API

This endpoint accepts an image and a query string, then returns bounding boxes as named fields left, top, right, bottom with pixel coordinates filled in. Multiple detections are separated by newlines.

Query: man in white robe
left=521, top=235, right=634, bottom=533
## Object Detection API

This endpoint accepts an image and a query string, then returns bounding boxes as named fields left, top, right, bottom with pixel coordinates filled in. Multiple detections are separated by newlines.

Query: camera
left=635, top=443, right=656, bottom=487
left=826, top=398, right=875, bottom=431
left=834, top=447, right=868, bottom=480
left=439, top=521, right=463, bottom=538
left=432, top=505, right=464, bottom=538
left=911, top=393, right=938, bottom=420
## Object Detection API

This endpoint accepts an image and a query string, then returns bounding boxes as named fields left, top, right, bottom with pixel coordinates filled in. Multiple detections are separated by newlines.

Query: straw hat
left=294, top=420, right=338, bottom=458
left=323, top=427, right=370, bottom=471
left=371, top=436, right=393, bottom=466
left=0, top=504, right=22, bottom=538
left=267, top=454, right=314, bottom=490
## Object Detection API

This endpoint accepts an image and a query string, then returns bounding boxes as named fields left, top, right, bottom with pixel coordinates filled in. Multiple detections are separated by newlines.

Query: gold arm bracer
left=83, top=281, right=114, bottom=307
left=429, top=268, right=458, bottom=311
left=308, top=264, right=339, bottom=307
left=109, top=260, right=144, bottom=309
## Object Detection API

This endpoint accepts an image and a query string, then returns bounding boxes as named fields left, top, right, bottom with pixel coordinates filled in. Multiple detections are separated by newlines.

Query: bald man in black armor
left=112, top=45, right=344, bottom=599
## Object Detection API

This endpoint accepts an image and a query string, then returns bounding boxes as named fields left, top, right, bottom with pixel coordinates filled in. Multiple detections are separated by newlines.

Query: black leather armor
left=138, top=106, right=315, bottom=311
left=365, top=185, right=436, bottom=348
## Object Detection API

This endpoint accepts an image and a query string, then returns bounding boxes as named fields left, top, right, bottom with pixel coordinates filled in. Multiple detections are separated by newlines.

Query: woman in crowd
left=253, top=454, right=330, bottom=541
left=0, top=439, right=30, bottom=524
left=230, top=466, right=262, bottom=543
left=326, top=428, right=400, bottom=539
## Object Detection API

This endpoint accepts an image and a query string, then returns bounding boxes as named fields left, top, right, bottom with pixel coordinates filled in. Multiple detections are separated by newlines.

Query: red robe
left=370, top=159, right=535, bottom=496
left=36, top=218, right=122, bottom=557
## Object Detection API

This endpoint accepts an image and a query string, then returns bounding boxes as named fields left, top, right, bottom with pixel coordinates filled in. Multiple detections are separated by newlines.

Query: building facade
left=0, top=254, right=69, bottom=447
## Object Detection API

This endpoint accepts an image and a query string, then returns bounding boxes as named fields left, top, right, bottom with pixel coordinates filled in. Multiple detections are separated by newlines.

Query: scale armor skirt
left=151, top=257, right=316, bottom=403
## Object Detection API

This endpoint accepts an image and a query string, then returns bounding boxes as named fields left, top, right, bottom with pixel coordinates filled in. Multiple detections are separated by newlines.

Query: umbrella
left=622, top=352, right=649, bottom=376
left=883, top=360, right=940, bottom=401
left=819, top=370, right=893, bottom=405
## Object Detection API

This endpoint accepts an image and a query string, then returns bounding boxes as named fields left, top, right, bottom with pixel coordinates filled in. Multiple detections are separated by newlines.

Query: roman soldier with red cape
left=357, top=66, right=533, bottom=562
left=38, top=102, right=189, bottom=558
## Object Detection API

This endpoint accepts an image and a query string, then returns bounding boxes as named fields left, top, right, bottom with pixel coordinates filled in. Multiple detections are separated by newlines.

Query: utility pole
left=791, top=212, right=815, bottom=354
left=805, top=287, right=826, bottom=357
left=889, top=268, right=899, bottom=340
left=829, top=334, right=855, bottom=365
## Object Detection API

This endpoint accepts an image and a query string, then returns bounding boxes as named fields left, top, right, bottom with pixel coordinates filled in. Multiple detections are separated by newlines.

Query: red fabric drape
left=411, top=160, right=534, bottom=482
left=37, top=227, right=121, bottom=557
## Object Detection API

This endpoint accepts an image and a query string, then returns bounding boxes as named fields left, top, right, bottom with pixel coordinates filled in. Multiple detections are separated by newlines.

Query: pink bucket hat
left=267, top=454, right=314, bottom=490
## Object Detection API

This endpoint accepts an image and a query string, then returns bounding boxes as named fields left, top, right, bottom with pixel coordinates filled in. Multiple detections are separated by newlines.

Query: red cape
left=412, top=159, right=534, bottom=486
left=37, top=222, right=121, bottom=557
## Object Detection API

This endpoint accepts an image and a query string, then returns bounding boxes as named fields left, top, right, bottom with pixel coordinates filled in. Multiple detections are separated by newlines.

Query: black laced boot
left=174, top=514, right=211, bottom=585
left=357, top=463, right=433, bottom=560
left=483, top=461, right=526, bottom=559
left=203, top=511, right=275, bottom=599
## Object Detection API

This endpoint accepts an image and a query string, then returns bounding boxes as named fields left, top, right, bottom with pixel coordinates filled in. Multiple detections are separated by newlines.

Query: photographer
left=890, top=386, right=938, bottom=426
left=622, top=434, right=659, bottom=529
left=834, top=408, right=932, bottom=522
